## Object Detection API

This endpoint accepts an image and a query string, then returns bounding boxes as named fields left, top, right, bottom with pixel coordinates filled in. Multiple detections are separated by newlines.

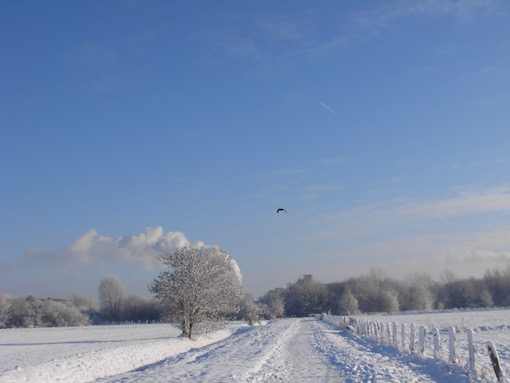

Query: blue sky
left=1, top=0, right=509, bottom=299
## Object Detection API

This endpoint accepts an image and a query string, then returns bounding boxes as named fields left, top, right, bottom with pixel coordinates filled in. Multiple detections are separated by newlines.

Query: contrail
left=320, top=102, right=350, bottom=124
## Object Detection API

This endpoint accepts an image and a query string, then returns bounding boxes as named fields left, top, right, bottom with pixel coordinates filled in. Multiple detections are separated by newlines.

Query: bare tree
left=72, top=293, right=100, bottom=313
left=123, top=294, right=160, bottom=322
left=98, top=276, right=125, bottom=321
left=149, top=246, right=241, bottom=339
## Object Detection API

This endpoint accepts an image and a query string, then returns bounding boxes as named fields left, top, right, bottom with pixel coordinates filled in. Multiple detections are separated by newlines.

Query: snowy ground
left=346, top=308, right=510, bottom=381
left=0, top=323, right=238, bottom=383
left=1, top=311, right=508, bottom=382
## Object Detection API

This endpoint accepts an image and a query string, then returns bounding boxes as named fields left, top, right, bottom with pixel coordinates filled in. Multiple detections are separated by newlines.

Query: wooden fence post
left=433, top=328, right=441, bottom=360
left=410, top=323, right=415, bottom=353
left=487, top=341, right=505, bottom=383
left=418, top=325, right=426, bottom=356
left=466, top=329, right=475, bottom=373
left=448, top=327, right=456, bottom=364
left=401, top=323, right=406, bottom=350
left=386, top=322, right=391, bottom=343
left=393, top=322, right=398, bottom=345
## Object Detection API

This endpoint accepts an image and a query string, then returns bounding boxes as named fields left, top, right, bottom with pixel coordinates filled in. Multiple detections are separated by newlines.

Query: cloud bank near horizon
left=24, top=227, right=193, bottom=271
left=21, top=227, right=241, bottom=283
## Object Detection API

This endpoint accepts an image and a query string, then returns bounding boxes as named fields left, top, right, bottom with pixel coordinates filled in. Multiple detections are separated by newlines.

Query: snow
left=0, top=323, right=238, bottom=383
left=331, top=308, right=510, bottom=382
left=1, top=309, right=509, bottom=382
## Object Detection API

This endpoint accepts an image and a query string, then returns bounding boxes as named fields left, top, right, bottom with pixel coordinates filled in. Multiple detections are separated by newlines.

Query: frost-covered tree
left=122, top=294, right=160, bottom=322
left=398, top=273, right=434, bottom=311
left=0, top=294, right=8, bottom=328
left=260, top=288, right=286, bottom=319
left=25, top=295, right=42, bottom=326
left=285, top=275, right=328, bottom=317
left=478, top=289, right=493, bottom=308
left=378, top=290, right=400, bottom=313
left=149, top=246, right=241, bottom=339
left=40, top=300, right=89, bottom=326
left=98, top=276, right=125, bottom=321
left=348, top=269, right=400, bottom=313
left=340, top=289, right=359, bottom=315
left=5, top=297, right=38, bottom=327
left=240, top=294, right=259, bottom=325
left=484, top=266, right=510, bottom=306
left=72, top=293, right=100, bottom=313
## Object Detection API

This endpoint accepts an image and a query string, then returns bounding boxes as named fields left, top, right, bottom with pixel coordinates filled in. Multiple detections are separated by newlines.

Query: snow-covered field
left=0, top=323, right=238, bottom=383
left=1, top=310, right=509, bottom=382
left=346, top=309, right=510, bottom=381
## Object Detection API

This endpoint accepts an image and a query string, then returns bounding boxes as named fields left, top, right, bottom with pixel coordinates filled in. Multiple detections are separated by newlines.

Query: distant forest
left=1, top=266, right=509, bottom=328
left=258, top=266, right=510, bottom=319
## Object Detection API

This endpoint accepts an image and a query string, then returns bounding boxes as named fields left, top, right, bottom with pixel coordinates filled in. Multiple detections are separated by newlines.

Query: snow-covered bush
left=40, top=299, right=89, bottom=327
left=240, top=294, right=260, bottom=325
left=259, top=288, right=285, bottom=319
left=0, top=293, right=8, bottom=328
left=5, top=296, right=41, bottom=327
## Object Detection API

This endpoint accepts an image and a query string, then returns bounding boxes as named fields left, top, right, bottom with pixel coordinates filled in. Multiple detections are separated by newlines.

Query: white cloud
left=23, top=227, right=226, bottom=273
left=69, top=229, right=98, bottom=263
left=291, top=184, right=510, bottom=284
left=306, top=185, right=510, bottom=241
left=115, top=227, right=192, bottom=270
left=354, top=0, right=491, bottom=33
left=395, top=186, right=510, bottom=221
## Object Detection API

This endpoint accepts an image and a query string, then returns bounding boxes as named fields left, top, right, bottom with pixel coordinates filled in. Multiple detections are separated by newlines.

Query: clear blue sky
left=1, top=0, right=509, bottom=299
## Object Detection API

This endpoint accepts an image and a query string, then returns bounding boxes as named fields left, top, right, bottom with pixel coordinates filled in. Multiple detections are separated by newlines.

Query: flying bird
left=276, top=208, right=287, bottom=213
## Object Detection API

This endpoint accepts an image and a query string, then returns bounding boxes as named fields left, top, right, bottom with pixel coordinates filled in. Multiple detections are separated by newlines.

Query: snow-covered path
left=243, top=318, right=345, bottom=382
left=2, top=317, right=497, bottom=382
left=100, top=318, right=472, bottom=383
left=98, top=319, right=307, bottom=383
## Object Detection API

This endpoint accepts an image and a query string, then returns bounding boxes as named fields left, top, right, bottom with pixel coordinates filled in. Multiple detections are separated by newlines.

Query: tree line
left=257, top=266, right=510, bottom=319
left=1, top=245, right=509, bottom=331
left=0, top=276, right=161, bottom=328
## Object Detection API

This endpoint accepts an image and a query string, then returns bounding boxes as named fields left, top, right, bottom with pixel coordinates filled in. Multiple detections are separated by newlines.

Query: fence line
left=322, top=314, right=506, bottom=382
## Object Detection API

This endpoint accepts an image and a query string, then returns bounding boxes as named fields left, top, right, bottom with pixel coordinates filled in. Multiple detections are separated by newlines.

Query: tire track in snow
left=98, top=318, right=475, bottom=382
left=239, top=318, right=300, bottom=382
left=99, top=319, right=301, bottom=383
left=241, top=318, right=346, bottom=382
